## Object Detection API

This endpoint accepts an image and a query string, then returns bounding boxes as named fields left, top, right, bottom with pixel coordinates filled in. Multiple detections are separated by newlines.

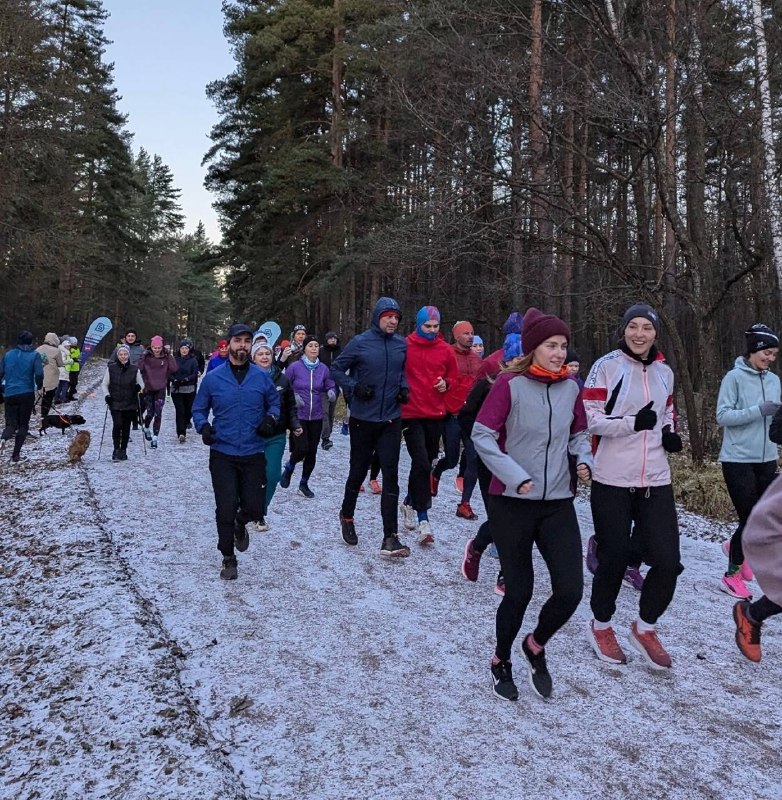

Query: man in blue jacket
left=0, top=330, right=44, bottom=462
left=331, top=297, right=410, bottom=557
left=193, top=323, right=281, bottom=580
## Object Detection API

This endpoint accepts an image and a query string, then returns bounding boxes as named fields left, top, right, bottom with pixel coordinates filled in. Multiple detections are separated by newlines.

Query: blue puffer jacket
left=192, top=363, right=281, bottom=457
left=0, top=345, right=44, bottom=397
left=330, top=297, right=408, bottom=422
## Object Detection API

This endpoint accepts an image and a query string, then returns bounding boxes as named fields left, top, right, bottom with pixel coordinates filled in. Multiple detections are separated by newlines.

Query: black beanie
left=17, top=330, right=33, bottom=346
left=621, top=303, right=660, bottom=335
left=745, top=324, right=780, bottom=354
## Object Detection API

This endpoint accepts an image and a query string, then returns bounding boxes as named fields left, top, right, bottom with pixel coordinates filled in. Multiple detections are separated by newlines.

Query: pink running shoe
left=722, top=540, right=753, bottom=582
left=721, top=573, right=752, bottom=600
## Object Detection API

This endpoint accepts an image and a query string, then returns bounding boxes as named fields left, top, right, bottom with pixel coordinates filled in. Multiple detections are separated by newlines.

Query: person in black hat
left=0, top=331, right=44, bottom=462
left=192, top=323, right=281, bottom=580
left=717, top=322, right=782, bottom=601
left=319, top=331, right=341, bottom=449
left=170, top=338, right=200, bottom=442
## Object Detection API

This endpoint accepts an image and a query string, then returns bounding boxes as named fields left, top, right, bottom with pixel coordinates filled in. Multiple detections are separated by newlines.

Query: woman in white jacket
left=583, top=304, right=682, bottom=671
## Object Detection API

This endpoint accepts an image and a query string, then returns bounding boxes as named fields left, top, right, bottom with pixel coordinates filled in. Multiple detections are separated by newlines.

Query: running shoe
left=733, top=601, right=762, bottom=662
left=491, top=660, right=519, bottom=702
left=461, top=539, right=481, bottom=582
left=629, top=622, right=672, bottom=669
left=587, top=621, right=627, bottom=664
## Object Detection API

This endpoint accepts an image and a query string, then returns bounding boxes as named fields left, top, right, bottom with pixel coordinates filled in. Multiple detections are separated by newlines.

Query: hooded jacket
left=192, top=363, right=280, bottom=457
left=137, top=348, right=177, bottom=392
left=401, top=331, right=458, bottom=420
left=717, top=356, right=781, bottom=464
left=36, top=333, right=64, bottom=391
left=320, top=333, right=341, bottom=369
left=583, top=348, right=676, bottom=488
left=331, top=297, right=408, bottom=422
left=0, top=345, right=44, bottom=397
left=58, top=341, right=72, bottom=381
left=472, top=369, right=591, bottom=500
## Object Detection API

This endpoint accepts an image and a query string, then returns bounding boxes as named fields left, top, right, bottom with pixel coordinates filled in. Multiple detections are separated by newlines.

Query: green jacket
left=66, top=347, right=81, bottom=373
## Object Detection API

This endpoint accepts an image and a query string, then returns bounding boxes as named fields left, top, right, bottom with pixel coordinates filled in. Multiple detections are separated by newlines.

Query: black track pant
left=722, top=461, right=778, bottom=566
left=208, top=449, right=266, bottom=558
left=473, top=456, right=493, bottom=552
left=341, top=417, right=402, bottom=537
left=590, top=481, right=680, bottom=625
left=2, top=393, right=35, bottom=458
left=402, top=418, right=444, bottom=512
left=491, top=495, right=583, bottom=661
left=289, top=419, right=322, bottom=481
left=172, top=393, right=195, bottom=437
left=111, top=409, right=135, bottom=450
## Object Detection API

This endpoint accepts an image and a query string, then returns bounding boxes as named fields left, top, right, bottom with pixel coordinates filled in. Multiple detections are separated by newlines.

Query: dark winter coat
left=170, top=353, right=199, bottom=394
left=105, top=361, right=143, bottom=411
left=138, top=348, right=177, bottom=392
left=0, top=345, right=44, bottom=397
left=266, top=365, right=301, bottom=438
left=330, top=297, right=408, bottom=422
left=192, top=363, right=281, bottom=457
left=320, top=336, right=341, bottom=368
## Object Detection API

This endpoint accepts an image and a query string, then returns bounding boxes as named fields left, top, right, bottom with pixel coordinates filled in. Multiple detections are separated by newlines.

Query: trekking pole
left=138, top=394, right=147, bottom=456
left=98, top=403, right=109, bottom=460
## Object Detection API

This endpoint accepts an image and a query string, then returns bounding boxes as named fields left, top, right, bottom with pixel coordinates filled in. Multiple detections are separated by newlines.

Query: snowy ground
left=1, top=363, right=780, bottom=800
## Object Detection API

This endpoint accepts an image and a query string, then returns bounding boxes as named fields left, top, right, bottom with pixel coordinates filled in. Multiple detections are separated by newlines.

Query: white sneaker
left=400, top=503, right=417, bottom=531
left=252, top=519, right=270, bottom=532
left=151, top=436, right=158, bottom=449
left=417, top=520, right=435, bottom=545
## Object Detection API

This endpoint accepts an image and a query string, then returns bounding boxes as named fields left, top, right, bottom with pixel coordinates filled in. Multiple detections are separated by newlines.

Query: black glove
left=256, top=414, right=277, bottom=438
left=397, top=387, right=410, bottom=405
left=201, top=422, right=216, bottom=445
left=171, top=379, right=181, bottom=389
left=633, top=401, right=657, bottom=432
left=354, top=383, right=375, bottom=401
left=105, top=395, right=112, bottom=406
left=662, top=425, right=682, bottom=453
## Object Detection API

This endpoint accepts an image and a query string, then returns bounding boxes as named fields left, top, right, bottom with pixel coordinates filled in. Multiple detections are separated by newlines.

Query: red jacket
left=445, top=343, right=483, bottom=414
left=402, top=332, right=459, bottom=419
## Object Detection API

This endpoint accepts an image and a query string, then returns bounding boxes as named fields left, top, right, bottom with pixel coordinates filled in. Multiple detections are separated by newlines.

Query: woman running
left=252, top=342, right=302, bottom=528
left=280, top=336, right=335, bottom=497
left=473, top=308, right=591, bottom=702
left=717, top=324, right=781, bottom=599
left=583, top=303, right=682, bottom=670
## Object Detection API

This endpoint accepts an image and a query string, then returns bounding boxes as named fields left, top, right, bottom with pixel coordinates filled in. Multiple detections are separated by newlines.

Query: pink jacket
left=583, top=348, right=675, bottom=487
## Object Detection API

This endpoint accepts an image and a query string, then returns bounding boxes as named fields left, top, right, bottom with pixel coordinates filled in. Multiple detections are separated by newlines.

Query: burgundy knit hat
left=521, top=307, right=570, bottom=354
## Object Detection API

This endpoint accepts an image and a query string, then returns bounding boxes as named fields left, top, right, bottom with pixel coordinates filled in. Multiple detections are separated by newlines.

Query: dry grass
left=670, top=457, right=736, bottom=522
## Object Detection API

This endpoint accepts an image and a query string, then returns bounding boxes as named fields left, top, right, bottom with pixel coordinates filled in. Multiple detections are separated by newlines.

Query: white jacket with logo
left=583, top=348, right=675, bottom=488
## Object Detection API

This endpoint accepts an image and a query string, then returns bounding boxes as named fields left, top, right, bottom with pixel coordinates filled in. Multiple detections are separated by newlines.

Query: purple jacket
left=286, top=359, right=336, bottom=421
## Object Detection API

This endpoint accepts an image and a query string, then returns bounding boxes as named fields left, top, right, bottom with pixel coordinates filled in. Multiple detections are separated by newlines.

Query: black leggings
left=111, top=409, right=135, bottom=450
left=402, top=418, right=444, bottom=511
left=491, top=495, right=583, bottom=661
left=590, top=481, right=681, bottom=625
left=172, top=392, right=195, bottom=436
left=722, top=461, right=778, bottom=566
left=290, top=419, right=322, bottom=481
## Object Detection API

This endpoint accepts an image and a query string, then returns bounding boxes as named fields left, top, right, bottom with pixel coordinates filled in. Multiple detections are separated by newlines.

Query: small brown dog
left=68, top=430, right=91, bottom=464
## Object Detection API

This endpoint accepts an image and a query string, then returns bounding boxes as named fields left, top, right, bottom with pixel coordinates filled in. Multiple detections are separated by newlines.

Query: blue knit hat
left=503, top=333, right=522, bottom=362
left=416, top=306, right=441, bottom=340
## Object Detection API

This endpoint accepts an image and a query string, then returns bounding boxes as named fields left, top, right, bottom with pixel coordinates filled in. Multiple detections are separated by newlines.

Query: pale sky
left=102, top=0, right=235, bottom=243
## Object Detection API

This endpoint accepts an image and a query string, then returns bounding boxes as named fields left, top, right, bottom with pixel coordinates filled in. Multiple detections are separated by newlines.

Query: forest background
left=3, top=0, right=782, bottom=463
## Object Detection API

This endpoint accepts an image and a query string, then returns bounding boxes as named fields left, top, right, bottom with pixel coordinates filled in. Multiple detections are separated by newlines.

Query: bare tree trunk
left=750, top=0, right=782, bottom=288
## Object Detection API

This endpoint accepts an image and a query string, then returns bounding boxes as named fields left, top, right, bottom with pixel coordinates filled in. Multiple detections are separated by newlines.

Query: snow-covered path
left=2, top=366, right=780, bottom=800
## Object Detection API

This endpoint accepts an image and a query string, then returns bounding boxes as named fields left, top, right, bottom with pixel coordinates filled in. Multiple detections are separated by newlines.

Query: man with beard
left=193, top=324, right=280, bottom=580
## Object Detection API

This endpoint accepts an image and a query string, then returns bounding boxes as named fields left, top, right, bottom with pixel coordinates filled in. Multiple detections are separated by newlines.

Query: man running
left=331, top=297, right=411, bottom=557
left=193, top=323, right=280, bottom=580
